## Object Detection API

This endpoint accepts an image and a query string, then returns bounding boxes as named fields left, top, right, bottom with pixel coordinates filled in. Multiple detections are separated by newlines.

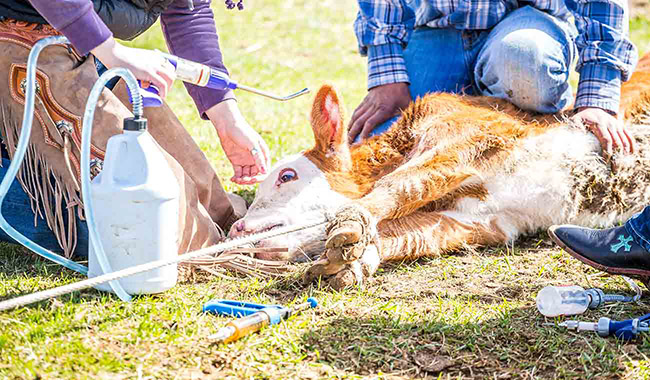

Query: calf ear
left=310, top=84, right=347, bottom=153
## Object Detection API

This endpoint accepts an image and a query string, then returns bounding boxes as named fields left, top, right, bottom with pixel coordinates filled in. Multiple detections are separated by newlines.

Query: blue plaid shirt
left=355, top=0, right=639, bottom=113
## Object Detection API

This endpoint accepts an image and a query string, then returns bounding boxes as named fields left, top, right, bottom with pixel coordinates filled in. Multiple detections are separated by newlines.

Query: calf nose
left=229, top=220, right=246, bottom=237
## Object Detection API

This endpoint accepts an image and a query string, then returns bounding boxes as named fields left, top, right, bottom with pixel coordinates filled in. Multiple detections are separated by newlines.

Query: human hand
left=206, top=100, right=270, bottom=185
left=572, top=107, right=635, bottom=157
left=91, top=37, right=176, bottom=99
left=348, top=82, right=411, bottom=143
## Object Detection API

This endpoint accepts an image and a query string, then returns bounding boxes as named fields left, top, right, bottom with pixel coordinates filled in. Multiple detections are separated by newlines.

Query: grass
left=2, top=0, right=650, bottom=378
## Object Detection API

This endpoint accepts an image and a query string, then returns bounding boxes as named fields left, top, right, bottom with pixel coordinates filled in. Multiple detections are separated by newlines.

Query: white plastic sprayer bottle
left=88, top=116, right=180, bottom=294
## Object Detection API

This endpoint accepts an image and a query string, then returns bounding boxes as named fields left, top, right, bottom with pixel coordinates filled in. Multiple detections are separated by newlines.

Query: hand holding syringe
left=135, top=51, right=309, bottom=107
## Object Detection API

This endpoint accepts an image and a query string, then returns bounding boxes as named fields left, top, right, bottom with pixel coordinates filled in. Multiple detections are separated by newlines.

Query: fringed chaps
left=0, top=19, right=236, bottom=258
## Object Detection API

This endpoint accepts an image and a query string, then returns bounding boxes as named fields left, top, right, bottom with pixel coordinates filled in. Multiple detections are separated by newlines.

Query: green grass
left=2, top=1, right=650, bottom=378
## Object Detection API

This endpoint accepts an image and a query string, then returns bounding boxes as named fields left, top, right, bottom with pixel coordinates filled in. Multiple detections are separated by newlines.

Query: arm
left=570, top=0, right=638, bottom=113
left=29, top=0, right=175, bottom=98
left=161, top=0, right=270, bottom=184
left=355, top=0, right=415, bottom=89
left=568, top=0, right=639, bottom=156
left=28, top=0, right=112, bottom=55
left=348, top=0, right=415, bottom=143
left=161, top=0, right=235, bottom=120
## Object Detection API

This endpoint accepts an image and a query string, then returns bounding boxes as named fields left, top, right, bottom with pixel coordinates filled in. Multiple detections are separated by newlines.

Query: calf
left=230, top=54, right=650, bottom=289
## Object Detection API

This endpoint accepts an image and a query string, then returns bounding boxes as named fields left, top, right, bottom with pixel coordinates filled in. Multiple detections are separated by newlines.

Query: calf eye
left=277, top=168, right=297, bottom=184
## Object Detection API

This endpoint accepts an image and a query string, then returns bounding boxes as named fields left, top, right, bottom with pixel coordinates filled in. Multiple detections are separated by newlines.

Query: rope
left=0, top=219, right=327, bottom=312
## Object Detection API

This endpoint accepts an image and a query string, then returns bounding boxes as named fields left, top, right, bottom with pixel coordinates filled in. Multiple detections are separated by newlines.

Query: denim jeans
left=359, top=6, right=578, bottom=141
left=626, top=207, right=650, bottom=252
left=0, top=155, right=89, bottom=258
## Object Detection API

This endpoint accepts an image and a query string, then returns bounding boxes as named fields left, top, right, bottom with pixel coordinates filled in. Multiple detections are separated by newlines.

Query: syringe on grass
left=204, top=297, right=318, bottom=344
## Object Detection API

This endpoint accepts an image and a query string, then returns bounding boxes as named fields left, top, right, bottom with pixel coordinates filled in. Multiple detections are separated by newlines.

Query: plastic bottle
left=88, top=117, right=180, bottom=294
left=536, top=285, right=604, bottom=317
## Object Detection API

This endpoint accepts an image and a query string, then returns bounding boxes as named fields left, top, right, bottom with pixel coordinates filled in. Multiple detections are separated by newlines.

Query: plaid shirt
left=355, top=0, right=639, bottom=112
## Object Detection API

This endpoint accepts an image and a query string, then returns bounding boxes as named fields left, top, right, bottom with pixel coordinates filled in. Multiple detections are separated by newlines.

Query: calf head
left=229, top=85, right=353, bottom=262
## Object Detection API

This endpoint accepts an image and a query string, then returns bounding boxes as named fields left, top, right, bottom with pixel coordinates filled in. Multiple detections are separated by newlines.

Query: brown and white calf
left=230, top=54, right=650, bottom=289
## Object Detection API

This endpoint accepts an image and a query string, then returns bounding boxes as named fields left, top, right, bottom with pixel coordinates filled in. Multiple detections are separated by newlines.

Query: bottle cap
left=123, top=116, right=148, bottom=131
left=585, top=288, right=605, bottom=309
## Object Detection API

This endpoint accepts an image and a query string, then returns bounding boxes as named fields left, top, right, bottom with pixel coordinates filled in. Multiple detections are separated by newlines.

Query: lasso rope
left=0, top=219, right=327, bottom=312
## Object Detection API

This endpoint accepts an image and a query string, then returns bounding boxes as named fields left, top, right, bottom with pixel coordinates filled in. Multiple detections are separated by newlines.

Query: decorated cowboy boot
left=548, top=224, right=650, bottom=277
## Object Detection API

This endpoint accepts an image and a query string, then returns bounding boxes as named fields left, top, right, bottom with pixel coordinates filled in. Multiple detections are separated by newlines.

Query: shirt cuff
left=575, top=63, right=622, bottom=114
left=186, top=83, right=236, bottom=120
left=58, top=7, right=113, bottom=56
left=367, top=43, right=410, bottom=90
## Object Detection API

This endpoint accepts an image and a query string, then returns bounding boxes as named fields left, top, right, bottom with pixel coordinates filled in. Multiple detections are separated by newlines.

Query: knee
left=477, top=30, right=571, bottom=113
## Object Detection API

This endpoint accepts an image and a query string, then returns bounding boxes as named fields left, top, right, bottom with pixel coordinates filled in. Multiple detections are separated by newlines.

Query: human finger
left=587, top=122, right=612, bottom=158
left=259, top=140, right=271, bottom=175
left=147, top=72, right=169, bottom=99
left=232, top=164, right=243, bottom=183
left=249, top=159, right=260, bottom=178
left=241, top=165, right=251, bottom=178
left=606, top=120, right=624, bottom=154
left=359, top=109, right=392, bottom=141
left=348, top=105, right=375, bottom=143
left=250, top=145, right=265, bottom=176
left=349, top=98, right=370, bottom=129
left=599, top=125, right=614, bottom=158
left=615, top=123, right=630, bottom=154
left=620, top=123, right=635, bottom=154
left=156, top=63, right=176, bottom=94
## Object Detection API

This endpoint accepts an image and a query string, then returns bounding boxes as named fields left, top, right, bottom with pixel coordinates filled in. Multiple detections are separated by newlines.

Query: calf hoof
left=302, top=254, right=347, bottom=284
left=327, top=264, right=363, bottom=290
left=325, top=204, right=376, bottom=260
left=326, top=222, right=363, bottom=249
left=303, top=245, right=380, bottom=291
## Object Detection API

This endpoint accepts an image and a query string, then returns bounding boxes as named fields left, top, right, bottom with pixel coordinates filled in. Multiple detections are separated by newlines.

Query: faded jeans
left=361, top=5, right=578, bottom=140
left=0, top=155, right=90, bottom=257
left=626, top=207, right=650, bottom=252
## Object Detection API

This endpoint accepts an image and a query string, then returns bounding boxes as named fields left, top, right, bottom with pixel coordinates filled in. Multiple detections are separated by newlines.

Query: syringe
left=135, top=51, right=309, bottom=106
left=204, top=297, right=318, bottom=343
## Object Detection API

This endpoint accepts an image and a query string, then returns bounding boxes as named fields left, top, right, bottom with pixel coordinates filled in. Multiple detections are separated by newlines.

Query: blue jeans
left=0, top=155, right=89, bottom=258
left=626, top=207, right=650, bottom=252
left=360, top=6, right=578, bottom=140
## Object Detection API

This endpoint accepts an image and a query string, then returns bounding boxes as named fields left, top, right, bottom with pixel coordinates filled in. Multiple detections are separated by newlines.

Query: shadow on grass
left=298, top=309, right=631, bottom=378
left=0, top=242, right=133, bottom=307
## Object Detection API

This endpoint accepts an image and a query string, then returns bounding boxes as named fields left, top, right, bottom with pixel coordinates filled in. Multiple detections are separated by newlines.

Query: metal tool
left=204, top=297, right=318, bottom=343
left=559, top=312, right=650, bottom=341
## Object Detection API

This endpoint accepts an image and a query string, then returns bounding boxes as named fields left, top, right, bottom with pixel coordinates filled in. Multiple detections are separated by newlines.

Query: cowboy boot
left=548, top=224, right=650, bottom=277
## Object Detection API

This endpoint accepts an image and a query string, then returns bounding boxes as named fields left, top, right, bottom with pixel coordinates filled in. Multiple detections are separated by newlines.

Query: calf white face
left=229, top=84, right=352, bottom=262
left=228, top=153, right=347, bottom=262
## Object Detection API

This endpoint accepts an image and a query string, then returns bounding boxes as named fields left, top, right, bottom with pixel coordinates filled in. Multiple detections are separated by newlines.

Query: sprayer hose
left=0, top=219, right=326, bottom=312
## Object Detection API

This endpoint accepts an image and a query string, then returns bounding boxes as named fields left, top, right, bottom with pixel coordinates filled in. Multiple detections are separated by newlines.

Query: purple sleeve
left=161, top=0, right=235, bottom=120
left=28, top=0, right=112, bottom=55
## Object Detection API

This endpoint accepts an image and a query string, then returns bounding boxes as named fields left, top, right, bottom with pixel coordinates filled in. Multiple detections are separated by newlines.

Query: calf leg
left=324, top=150, right=483, bottom=265
left=306, top=210, right=508, bottom=289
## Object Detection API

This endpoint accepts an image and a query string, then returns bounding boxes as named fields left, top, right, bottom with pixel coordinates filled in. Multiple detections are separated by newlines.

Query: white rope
left=0, top=219, right=327, bottom=312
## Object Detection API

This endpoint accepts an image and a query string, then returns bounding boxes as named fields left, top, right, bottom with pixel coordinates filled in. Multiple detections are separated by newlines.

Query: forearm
left=205, top=99, right=242, bottom=134
left=161, top=0, right=235, bottom=120
left=28, top=0, right=112, bottom=55
left=570, top=0, right=639, bottom=113
left=355, top=0, right=415, bottom=89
